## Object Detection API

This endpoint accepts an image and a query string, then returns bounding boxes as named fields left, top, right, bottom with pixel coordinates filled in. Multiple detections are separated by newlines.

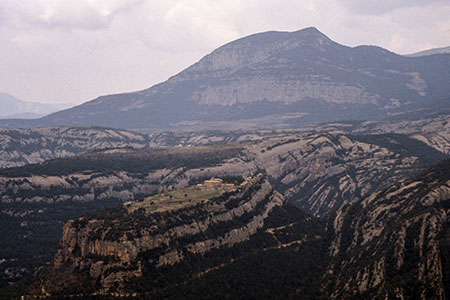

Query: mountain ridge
left=408, top=46, right=450, bottom=57
left=1, top=27, right=450, bottom=130
left=0, top=93, right=72, bottom=119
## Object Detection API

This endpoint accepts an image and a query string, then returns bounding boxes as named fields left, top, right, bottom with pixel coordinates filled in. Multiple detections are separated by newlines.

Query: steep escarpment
left=35, top=175, right=289, bottom=297
left=326, top=159, right=450, bottom=299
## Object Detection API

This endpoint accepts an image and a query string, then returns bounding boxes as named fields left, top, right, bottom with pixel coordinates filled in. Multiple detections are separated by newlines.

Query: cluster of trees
left=220, top=175, right=245, bottom=185
left=0, top=197, right=120, bottom=290
left=351, top=133, right=447, bottom=167
left=0, top=145, right=243, bottom=177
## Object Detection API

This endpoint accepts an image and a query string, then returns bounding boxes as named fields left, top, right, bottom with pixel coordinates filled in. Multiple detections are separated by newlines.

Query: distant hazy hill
left=408, top=45, right=450, bottom=57
left=0, top=93, right=72, bottom=119
left=1, top=27, right=450, bottom=130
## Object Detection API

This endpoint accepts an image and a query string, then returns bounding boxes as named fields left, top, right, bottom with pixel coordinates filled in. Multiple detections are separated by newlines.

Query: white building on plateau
left=204, top=178, right=223, bottom=188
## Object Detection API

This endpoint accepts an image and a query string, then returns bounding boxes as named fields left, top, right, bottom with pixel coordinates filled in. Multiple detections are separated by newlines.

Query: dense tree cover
left=0, top=145, right=243, bottom=177
left=322, top=158, right=450, bottom=299
left=0, top=197, right=121, bottom=290
left=351, top=133, right=447, bottom=166
left=220, top=175, right=245, bottom=185
left=440, top=228, right=450, bottom=300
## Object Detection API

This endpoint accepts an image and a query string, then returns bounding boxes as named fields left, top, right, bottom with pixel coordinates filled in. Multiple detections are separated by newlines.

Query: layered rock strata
left=46, top=174, right=284, bottom=294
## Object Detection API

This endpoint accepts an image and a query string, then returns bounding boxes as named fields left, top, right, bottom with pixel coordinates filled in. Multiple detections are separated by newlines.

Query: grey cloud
left=34, top=11, right=111, bottom=31
left=0, top=0, right=145, bottom=31
left=340, top=0, right=448, bottom=15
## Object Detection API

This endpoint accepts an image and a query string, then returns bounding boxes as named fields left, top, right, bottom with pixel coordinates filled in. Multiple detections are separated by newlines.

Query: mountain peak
left=291, top=26, right=333, bottom=44
left=293, top=26, right=324, bottom=35
left=182, top=27, right=337, bottom=74
left=226, top=26, right=331, bottom=48
left=0, top=92, right=73, bottom=119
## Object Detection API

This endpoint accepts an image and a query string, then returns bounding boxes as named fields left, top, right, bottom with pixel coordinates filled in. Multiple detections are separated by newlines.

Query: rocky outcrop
left=30, top=160, right=450, bottom=299
left=190, top=77, right=379, bottom=106
left=326, top=159, right=450, bottom=299
left=242, top=132, right=445, bottom=216
left=41, top=175, right=285, bottom=295
left=0, top=126, right=150, bottom=168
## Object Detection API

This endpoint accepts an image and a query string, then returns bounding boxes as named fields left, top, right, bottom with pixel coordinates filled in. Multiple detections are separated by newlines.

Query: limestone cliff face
left=326, top=159, right=450, bottom=299
left=44, top=175, right=285, bottom=295
left=189, top=77, right=379, bottom=106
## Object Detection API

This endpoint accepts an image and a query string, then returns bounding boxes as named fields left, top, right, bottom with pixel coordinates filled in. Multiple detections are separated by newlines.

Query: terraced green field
left=126, top=180, right=238, bottom=214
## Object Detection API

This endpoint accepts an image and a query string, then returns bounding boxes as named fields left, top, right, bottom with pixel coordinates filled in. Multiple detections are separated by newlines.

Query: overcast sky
left=1, top=0, right=449, bottom=105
